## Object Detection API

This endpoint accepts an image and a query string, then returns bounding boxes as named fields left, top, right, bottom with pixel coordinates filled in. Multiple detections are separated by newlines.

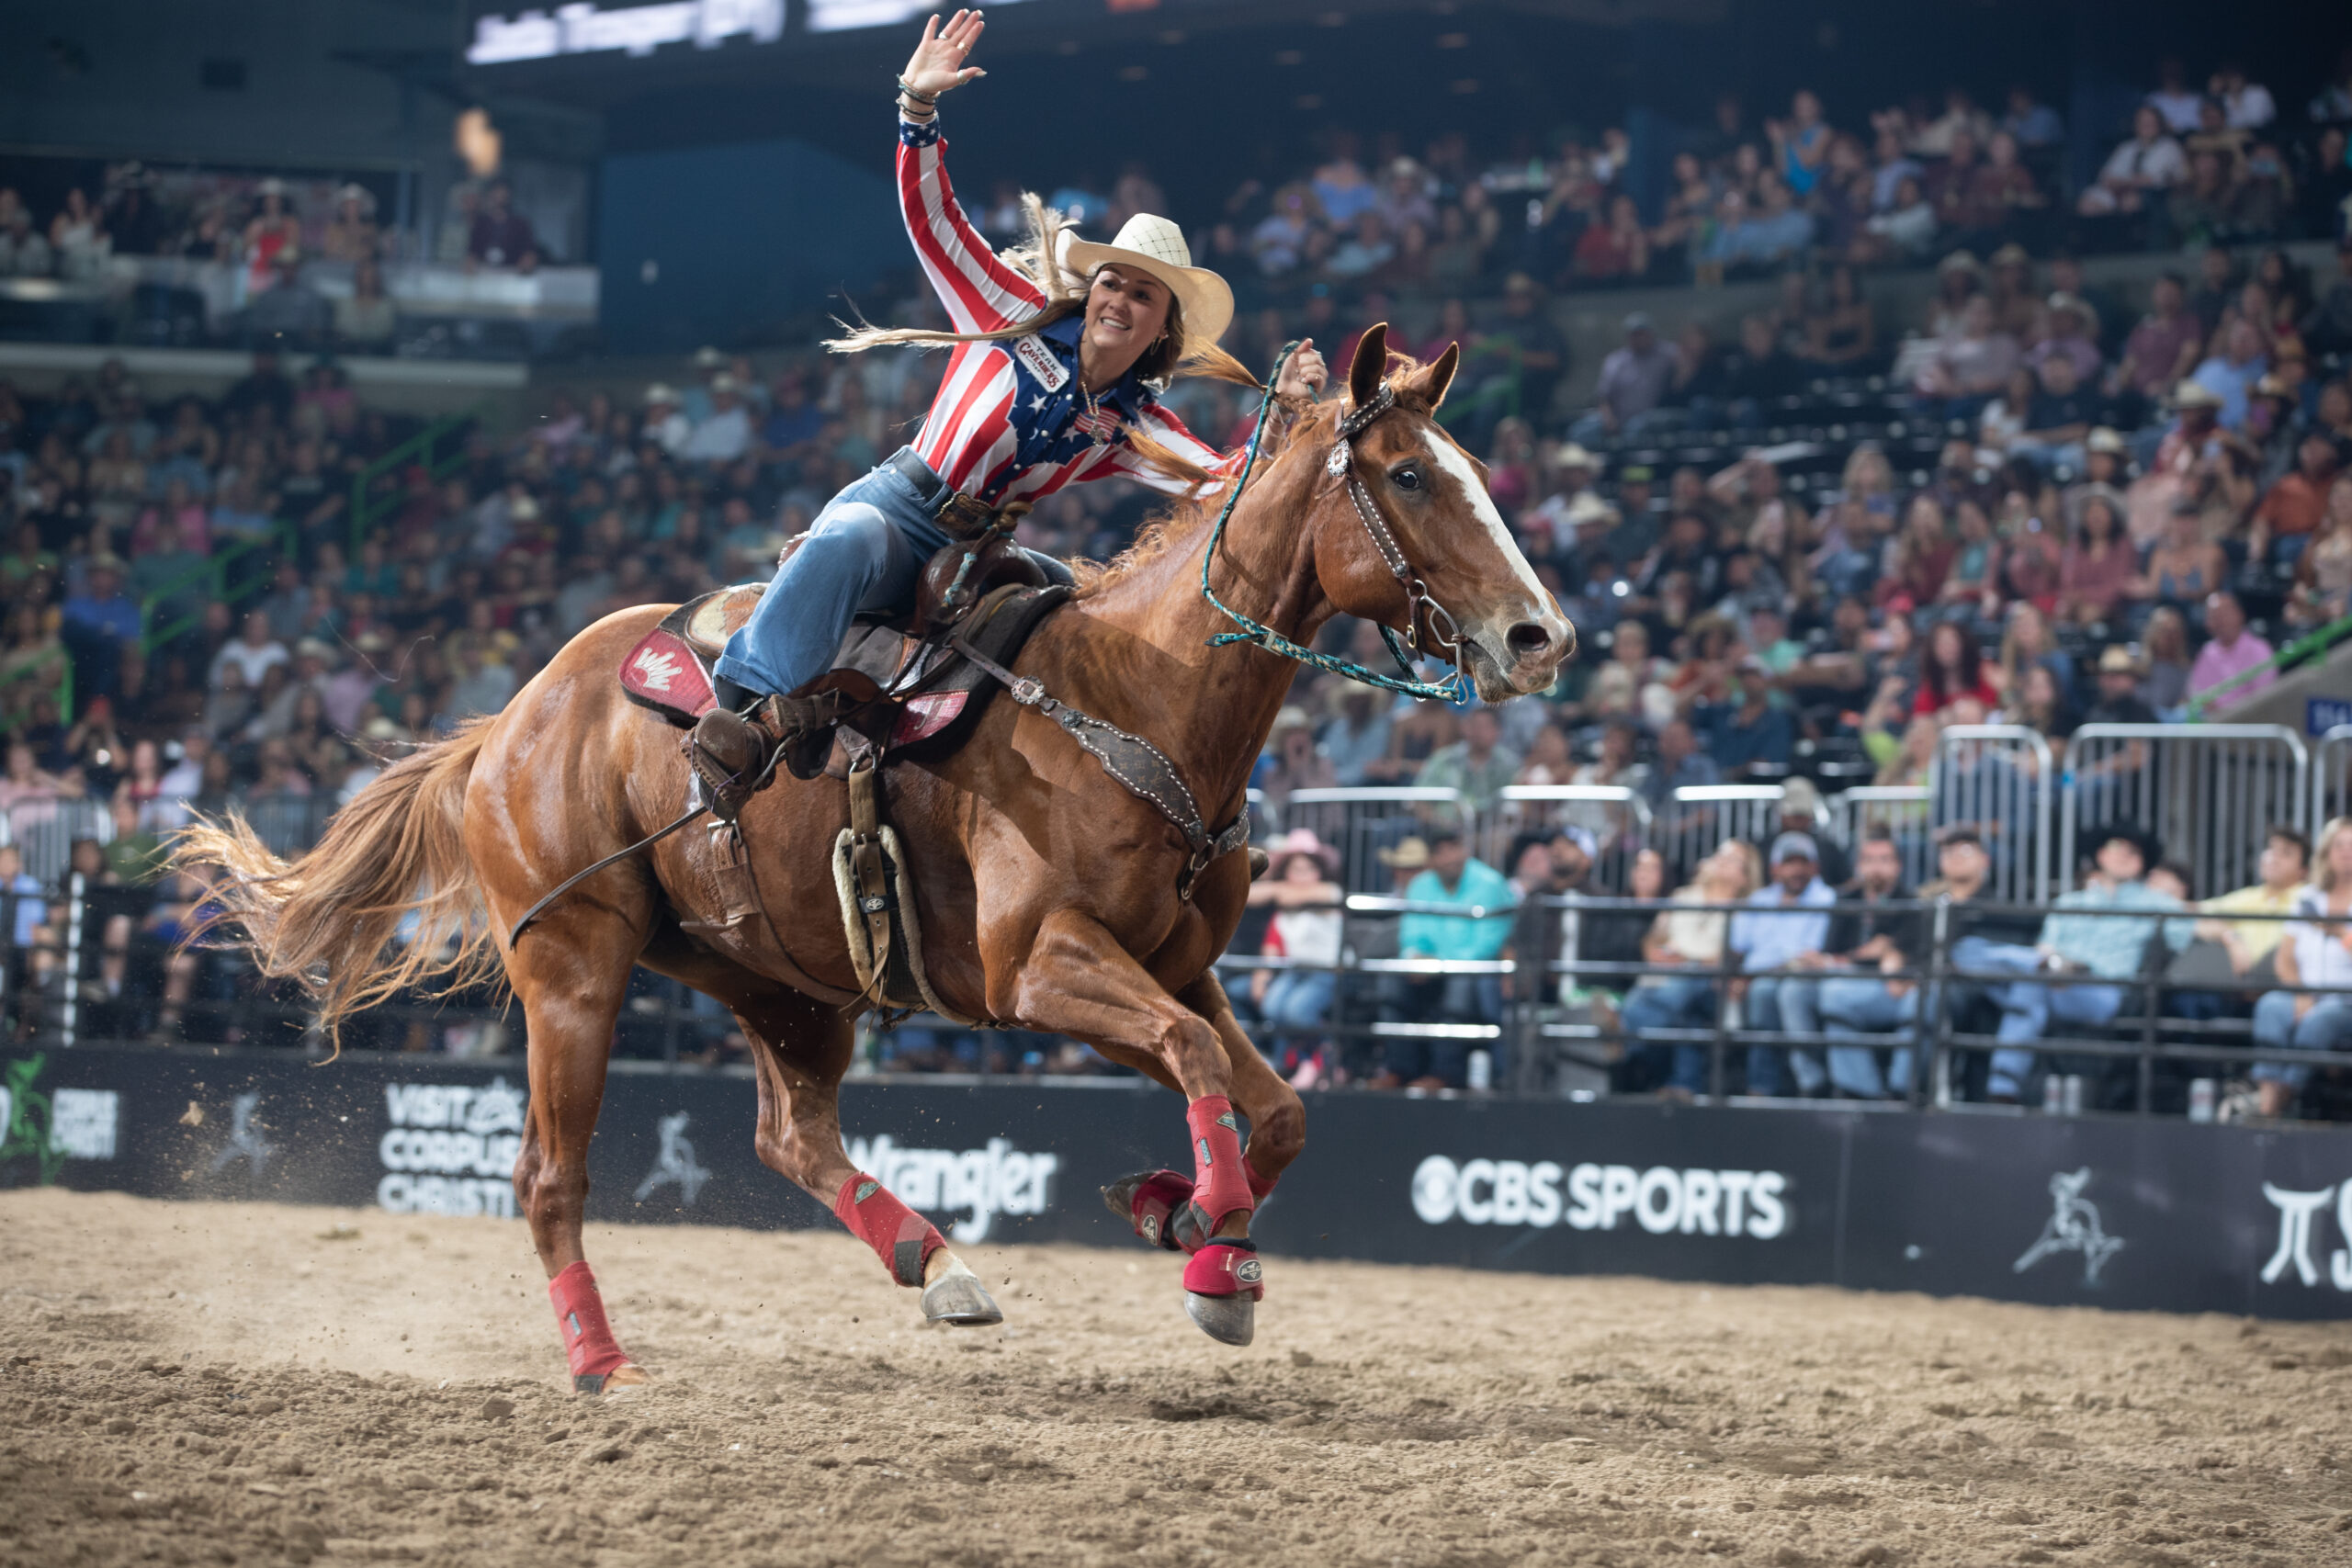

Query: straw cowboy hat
left=1377, top=836, right=1433, bottom=870
left=1062, top=215, right=1235, bottom=347
left=2171, top=379, right=2223, bottom=411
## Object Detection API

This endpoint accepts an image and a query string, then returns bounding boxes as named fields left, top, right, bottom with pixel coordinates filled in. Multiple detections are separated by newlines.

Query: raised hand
left=1276, top=338, right=1328, bottom=400
left=901, top=9, right=987, bottom=100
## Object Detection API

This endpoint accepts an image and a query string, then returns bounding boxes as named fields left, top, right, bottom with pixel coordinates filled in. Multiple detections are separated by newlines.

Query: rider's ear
left=1414, top=343, right=1460, bottom=409
left=1347, top=322, right=1389, bottom=411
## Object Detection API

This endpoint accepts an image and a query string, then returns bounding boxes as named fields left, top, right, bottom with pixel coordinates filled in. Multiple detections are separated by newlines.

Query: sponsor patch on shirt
left=1011, top=333, right=1069, bottom=393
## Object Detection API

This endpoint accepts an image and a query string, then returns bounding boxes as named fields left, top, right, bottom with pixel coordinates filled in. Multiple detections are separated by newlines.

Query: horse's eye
left=1391, top=465, right=1422, bottom=492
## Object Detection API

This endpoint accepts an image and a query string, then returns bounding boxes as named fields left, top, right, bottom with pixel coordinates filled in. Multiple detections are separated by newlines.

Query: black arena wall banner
left=6, top=1048, right=2352, bottom=1321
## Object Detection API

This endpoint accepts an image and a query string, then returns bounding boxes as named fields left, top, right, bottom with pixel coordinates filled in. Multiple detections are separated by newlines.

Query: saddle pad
left=619, top=626, right=718, bottom=725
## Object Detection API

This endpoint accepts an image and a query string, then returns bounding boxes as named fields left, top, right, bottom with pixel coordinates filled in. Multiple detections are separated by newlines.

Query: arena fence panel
left=1479, top=785, right=1654, bottom=891
left=5, top=797, right=115, bottom=893
left=2318, top=725, right=2352, bottom=842
left=1281, top=787, right=1465, bottom=894
left=2060, top=724, right=2308, bottom=898
left=1827, top=785, right=1933, bottom=887
left=1932, top=725, right=2052, bottom=905
left=1659, top=784, right=1782, bottom=880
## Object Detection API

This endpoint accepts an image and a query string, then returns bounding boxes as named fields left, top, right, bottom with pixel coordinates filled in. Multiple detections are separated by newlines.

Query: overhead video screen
left=464, top=0, right=1048, bottom=64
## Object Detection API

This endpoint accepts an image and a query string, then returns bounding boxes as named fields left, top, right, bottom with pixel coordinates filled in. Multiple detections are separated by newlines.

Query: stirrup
left=765, top=691, right=844, bottom=781
left=689, top=707, right=773, bottom=823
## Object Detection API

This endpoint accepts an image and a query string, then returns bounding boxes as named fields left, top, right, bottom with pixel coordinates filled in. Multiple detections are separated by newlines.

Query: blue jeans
left=1623, top=976, right=1719, bottom=1094
left=1817, top=975, right=1919, bottom=1099
left=1958, top=937, right=2123, bottom=1100
left=2250, top=994, right=2352, bottom=1090
left=1744, top=976, right=1823, bottom=1097
left=1259, top=970, right=1335, bottom=1036
left=713, top=450, right=1072, bottom=697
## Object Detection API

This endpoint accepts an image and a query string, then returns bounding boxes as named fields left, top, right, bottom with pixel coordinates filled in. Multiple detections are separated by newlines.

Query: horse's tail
left=173, top=717, right=499, bottom=1047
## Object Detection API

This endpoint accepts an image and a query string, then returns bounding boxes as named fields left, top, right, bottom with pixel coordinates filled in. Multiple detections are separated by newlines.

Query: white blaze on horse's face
left=1419, top=423, right=1575, bottom=701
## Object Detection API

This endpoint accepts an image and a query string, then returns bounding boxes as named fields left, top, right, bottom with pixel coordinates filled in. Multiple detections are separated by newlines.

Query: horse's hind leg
left=694, top=971, right=1003, bottom=1326
left=507, top=910, right=647, bottom=1393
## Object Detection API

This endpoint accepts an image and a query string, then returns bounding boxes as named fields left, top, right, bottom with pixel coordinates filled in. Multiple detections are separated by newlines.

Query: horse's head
left=1306, top=324, right=1575, bottom=702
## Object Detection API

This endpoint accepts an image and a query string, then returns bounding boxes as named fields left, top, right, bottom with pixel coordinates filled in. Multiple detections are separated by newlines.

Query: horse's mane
left=1070, top=355, right=1438, bottom=600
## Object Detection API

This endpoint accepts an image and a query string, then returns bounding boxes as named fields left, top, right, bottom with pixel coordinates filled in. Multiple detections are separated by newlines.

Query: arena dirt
left=4, top=1190, right=2351, bottom=1568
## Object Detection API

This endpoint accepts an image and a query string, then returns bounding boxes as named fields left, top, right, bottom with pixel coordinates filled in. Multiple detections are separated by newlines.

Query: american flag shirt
left=897, top=110, right=1243, bottom=507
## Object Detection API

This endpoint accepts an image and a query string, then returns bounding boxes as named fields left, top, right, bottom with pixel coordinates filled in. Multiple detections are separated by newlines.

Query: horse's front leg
left=1175, top=969, right=1306, bottom=1195
left=1001, top=908, right=1267, bottom=1344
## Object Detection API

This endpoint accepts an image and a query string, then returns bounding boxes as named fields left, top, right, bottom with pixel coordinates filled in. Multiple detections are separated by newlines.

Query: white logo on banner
left=2259, top=1181, right=2352, bottom=1291
left=48, top=1088, right=119, bottom=1160
left=1409, top=1156, right=1789, bottom=1239
left=378, top=1078, right=526, bottom=1219
left=2012, top=1167, right=2124, bottom=1286
left=208, top=1091, right=275, bottom=1179
left=844, top=1134, right=1057, bottom=1242
left=468, top=0, right=784, bottom=65
left=633, top=1111, right=711, bottom=1206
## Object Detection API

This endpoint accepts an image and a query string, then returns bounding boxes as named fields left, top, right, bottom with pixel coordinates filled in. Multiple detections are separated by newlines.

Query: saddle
left=619, top=535, right=1068, bottom=760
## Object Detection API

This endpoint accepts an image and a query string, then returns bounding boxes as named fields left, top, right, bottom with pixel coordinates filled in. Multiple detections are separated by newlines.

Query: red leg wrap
left=833, top=1173, right=945, bottom=1288
left=1244, top=1152, right=1280, bottom=1204
left=548, top=1262, right=630, bottom=1382
left=1182, top=1239, right=1265, bottom=1301
left=1186, top=1096, right=1253, bottom=1233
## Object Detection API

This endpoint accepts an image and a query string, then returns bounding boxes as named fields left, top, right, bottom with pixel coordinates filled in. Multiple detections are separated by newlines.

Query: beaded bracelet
left=896, top=77, right=937, bottom=105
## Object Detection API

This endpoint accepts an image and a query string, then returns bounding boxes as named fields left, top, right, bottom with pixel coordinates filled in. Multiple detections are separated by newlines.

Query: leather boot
left=689, top=707, right=772, bottom=823
left=768, top=691, right=845, bottom=782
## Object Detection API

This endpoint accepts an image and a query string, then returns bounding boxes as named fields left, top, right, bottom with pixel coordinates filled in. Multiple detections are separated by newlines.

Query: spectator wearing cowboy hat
left=321, top=184, right=380, bottom=264
left=1967, top=824, right=2194, bottom=1105
left=1505, top=825, right=1600, bottom=1008
left=1245, top=829, right=1344, bottom=1082
left=642, top=384, right=690, bottom=457
left=679, top=373, right=752, bottom=464
left=1256, top=704, right=1336, bottom=808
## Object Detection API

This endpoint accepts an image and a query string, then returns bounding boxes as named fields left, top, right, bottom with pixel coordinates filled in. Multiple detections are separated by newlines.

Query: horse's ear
left=1414, top=342, right=1460, bottom=409
left=1347, top=322, right=1389, bottom=411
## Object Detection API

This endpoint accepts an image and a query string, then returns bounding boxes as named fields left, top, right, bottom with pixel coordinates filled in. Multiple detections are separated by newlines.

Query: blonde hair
left=827, top=195, right=1259, bottom=489
left=2319, top=817, right=2352, bottom=894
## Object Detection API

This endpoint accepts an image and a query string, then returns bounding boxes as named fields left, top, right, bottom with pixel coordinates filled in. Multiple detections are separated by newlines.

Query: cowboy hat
left=2096, top=644, right=2142, bottom=675
left=1263, top=828, right=1340, bottom=877
left=1062, top=215, right=1234, bottom=347
left=2171, top=379, right=2223, bottom=410
left=1377, top=836, right=1432, bottom=870
left=2085, top=426, right=2126, bottom=456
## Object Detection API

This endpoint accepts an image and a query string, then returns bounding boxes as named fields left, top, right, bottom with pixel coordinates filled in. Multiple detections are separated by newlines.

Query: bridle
left=1198, top=344, right=1470, bottom=703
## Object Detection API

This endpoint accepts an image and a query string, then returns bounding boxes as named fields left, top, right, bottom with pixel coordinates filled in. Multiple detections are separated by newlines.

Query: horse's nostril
left=1505, top=621, right=1553, bottom=659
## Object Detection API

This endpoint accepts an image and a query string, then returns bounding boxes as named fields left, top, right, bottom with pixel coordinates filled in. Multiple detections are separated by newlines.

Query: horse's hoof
left=573, top=1363, right=649, bottom=1396
left=1184, top=1292, right=1255, bottom=1347
left=922, top=1272, right=1004, bottom=1327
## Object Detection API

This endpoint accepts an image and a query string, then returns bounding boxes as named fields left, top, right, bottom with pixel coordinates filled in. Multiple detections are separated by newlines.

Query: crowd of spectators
left=0, top=44, right=2348, bottom=1107
left=0, top=163, right=552, bottom=355
left=999, top=53, right=2352, bottom=321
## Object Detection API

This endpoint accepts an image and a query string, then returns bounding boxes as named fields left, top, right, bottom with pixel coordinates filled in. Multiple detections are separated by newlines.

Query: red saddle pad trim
left=619, top=627, right=716, bottom=724
left=891, top=691, right=967, bottom=746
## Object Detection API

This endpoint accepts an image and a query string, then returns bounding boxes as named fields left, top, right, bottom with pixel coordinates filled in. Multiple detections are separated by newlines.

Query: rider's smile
left=1079, top=265, right=1169, bottom=389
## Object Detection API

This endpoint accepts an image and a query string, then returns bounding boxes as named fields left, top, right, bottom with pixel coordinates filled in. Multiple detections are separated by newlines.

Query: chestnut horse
left=180, top=328, right=1571, bottom=1386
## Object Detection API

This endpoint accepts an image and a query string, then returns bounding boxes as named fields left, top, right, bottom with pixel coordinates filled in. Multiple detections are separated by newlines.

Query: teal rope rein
left=1196, top=342, right=1467, bottom=703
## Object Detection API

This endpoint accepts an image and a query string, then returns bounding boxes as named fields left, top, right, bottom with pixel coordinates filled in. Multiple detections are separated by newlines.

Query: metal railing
left=2319, top=726, right=2352, bottom=842
left=2061, top=724, right=2308, bottom=897
left=1482, top=784, right=1653, bottom=891
left=1932, top=724, right=2052, bottom=904
left=1279, top=786, right=1465, bottom=893
left=346, top=404, right=481, bottom=557
left=1654, top=784, right=1781, bottom=881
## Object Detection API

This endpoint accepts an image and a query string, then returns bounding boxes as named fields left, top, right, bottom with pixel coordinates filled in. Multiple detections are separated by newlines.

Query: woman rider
left=697, top=8, right=1329, bottom=783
